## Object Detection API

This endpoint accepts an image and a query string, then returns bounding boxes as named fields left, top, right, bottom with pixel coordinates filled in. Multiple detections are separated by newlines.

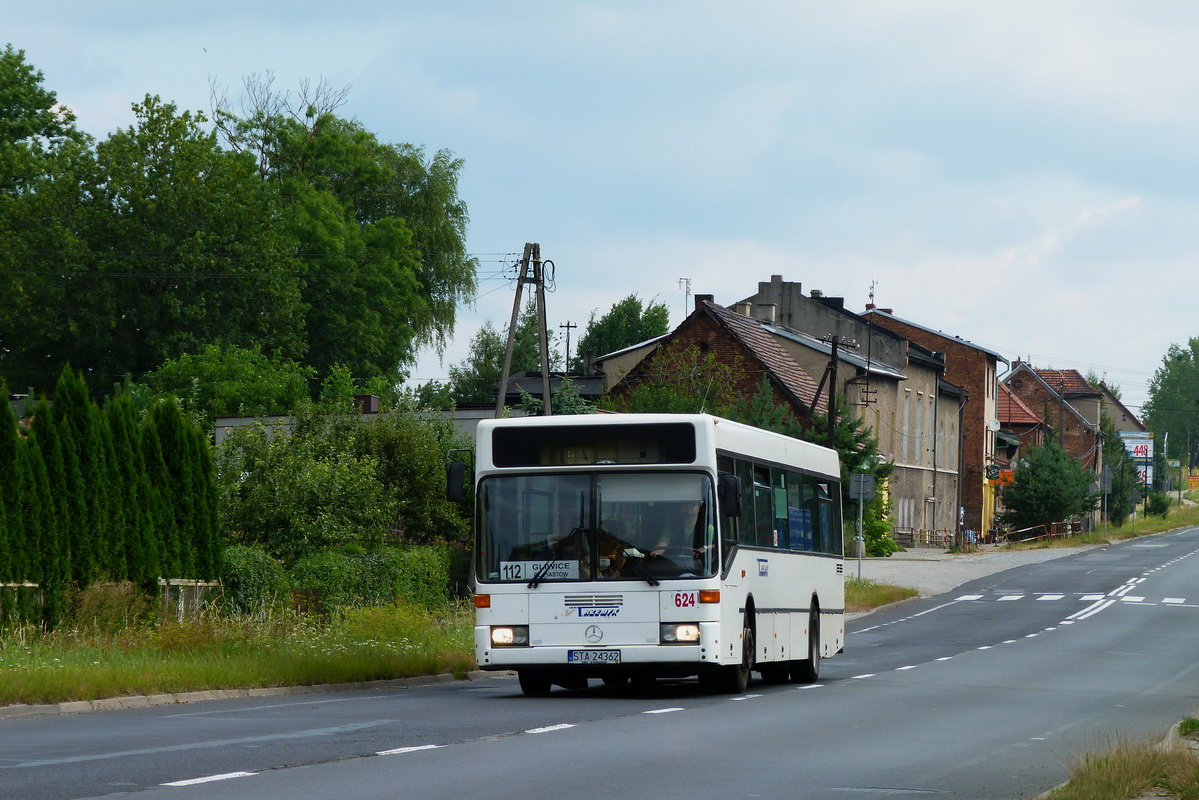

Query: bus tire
left=518, top=671, right=553, bottom=696
left=757, top=662, right=789, bottom=684
left=555, top=674, right=588, bottom=691
left=713, top=615, right=754, bottom=694
left=791, top=606, right=820, bottom=684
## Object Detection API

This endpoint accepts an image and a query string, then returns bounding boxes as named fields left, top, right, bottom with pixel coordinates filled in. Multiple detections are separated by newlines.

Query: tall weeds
left=0, top=589, right=475, bottom=706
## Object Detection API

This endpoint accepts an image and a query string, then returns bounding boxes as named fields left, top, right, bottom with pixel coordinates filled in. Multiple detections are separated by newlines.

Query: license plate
left=568, top=649, right=620, bottom=664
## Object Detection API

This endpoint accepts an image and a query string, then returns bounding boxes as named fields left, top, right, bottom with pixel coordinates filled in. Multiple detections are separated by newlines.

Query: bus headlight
left=660, top=623, right=701, bottom=644
left=490, top=626, right=529, bottom=646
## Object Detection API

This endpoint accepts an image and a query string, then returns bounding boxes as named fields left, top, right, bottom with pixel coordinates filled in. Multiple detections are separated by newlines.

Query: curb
left=0, top=671, right=495, bottom=721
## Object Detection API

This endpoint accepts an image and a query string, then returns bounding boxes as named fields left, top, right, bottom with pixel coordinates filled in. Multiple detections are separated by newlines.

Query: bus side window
left=812, top=481, right=835, bottom=554
left=717, top=465, right=741, bottom=556
left=819, top=481, right=843, bottom=554
left=736, top=459, right=756, bottom=546
left=804, top=479, right=823, bottom=553
left=786, top=470, right=811, bottom=551
left=772, top=468, right=789, bottom=549
left=753, top=466, right=773, bottom=547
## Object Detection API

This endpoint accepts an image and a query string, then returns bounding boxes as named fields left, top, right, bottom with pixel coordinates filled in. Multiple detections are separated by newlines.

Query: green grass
left=1043, top=729, right=1199, bottom=800
left=845, top=578, right=918, bottom=613
left=1000, top=501, right=1199, bottom=553
left=0, top=603, right=475, bottom=706
left=1114, top=500, right=1199, bottom=537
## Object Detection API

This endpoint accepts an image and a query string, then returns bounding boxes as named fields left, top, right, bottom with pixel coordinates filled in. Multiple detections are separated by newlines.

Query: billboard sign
left=1118, top=431, right=1154, bottom=487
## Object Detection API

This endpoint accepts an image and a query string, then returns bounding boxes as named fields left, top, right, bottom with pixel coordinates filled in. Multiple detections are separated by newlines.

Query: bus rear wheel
left=791, top=607, right=821, bottom=684
left=757, top=663, right=789, bottom=684
left=518, top=671, right=552, bottom=696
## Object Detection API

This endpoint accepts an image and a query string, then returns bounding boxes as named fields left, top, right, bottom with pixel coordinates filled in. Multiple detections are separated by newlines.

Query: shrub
left=287, top=546, right=453, bottom=616
left=390, top=546, right=451, bottom=608
left=288, top=551, right=358, bottom=615
left=68, top=581, right=154, bottom=634
left=219, top=545, right=289, bottom=615
left=854, top=492, right=900, bottom=557
left=1145, top=492, right=1170, bottom=518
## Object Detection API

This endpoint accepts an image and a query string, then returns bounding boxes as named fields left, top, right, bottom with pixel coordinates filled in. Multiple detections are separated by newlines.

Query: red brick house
left=861, top=308, right=1009, bottom=539
left=608, top=296, right=825, bottom=419
left=996, top=381, right=1045, bottom=482
left=734, top=276, right=964, bottom=546
left=1003, top=363, right=1102, bottom=472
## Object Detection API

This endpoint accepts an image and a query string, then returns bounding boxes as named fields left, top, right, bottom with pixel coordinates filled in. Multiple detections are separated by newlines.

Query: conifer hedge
left=0, top=369, right=220, bottom=624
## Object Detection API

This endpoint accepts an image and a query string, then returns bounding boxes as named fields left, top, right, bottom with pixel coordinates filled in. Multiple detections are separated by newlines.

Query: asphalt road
left=3, top=531, right=1198, bottom=800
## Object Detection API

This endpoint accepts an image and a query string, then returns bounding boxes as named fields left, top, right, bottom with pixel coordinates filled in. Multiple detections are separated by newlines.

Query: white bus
left=461, top=413, right=845, bottom=695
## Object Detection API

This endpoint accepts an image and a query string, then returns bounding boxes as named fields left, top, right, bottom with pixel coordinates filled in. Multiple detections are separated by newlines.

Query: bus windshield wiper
left=622, top=548, right=660, bottom=587
left=529, top=528, right=586, bottom=588
left=527, top=557, right=558, bottom=589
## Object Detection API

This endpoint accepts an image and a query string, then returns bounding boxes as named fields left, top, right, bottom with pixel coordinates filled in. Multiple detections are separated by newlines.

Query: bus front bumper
left=474, top=622, right=727, bottom=671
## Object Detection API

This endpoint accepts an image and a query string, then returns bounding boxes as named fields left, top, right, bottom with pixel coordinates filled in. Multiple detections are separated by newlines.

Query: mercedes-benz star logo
left=584, top=625, right=603, bottom=643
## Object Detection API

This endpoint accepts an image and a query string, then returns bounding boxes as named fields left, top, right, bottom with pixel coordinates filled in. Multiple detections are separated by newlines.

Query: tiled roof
left=861, top=309, right=1009, bottom=364
left=702, top=302, right=826, bottom=414
left=1031, top=367, right=1096, bottom=396
left=999, top=382, right=1042, bottom=426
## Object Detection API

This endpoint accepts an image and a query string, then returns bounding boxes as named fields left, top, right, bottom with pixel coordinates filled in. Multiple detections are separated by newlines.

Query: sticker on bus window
left=499, top=561, right=579, bottom=581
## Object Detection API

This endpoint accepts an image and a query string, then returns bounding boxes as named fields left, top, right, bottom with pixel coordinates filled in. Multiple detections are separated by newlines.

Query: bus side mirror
left=446, top=460, right=467, bottom=503
left=718, top=474, right=741, bottom=517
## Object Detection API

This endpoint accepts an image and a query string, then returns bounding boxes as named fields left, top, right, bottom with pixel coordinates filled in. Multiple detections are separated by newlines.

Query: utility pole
left=827, top=337, right=840, bottom=451
left=1058, top=379, right=1066, bottom=450
left=678, top=277, right=692, bottom=323
left=800, top=335, right=859, bottom=450
left=559, top=321, right=577, bottom=370
left=495, top=243, right=553, bottom=418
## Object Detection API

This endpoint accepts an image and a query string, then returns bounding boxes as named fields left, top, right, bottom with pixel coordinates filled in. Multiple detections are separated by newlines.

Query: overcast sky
left=11, top=1, right=1199, bottom=412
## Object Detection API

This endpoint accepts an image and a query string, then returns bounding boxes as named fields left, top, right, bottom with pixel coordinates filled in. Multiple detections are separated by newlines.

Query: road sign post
left=849, top=473, right=876, bottom=579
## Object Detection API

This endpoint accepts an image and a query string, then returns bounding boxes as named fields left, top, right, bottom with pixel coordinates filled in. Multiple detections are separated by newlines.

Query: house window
left=903, top=395, right=911, bottom=463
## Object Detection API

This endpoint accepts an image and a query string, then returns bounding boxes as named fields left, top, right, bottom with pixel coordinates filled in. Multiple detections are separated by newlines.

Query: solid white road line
left=162, top=772, right=255, bottom=787
left=377, top=744, right=443, bottom=756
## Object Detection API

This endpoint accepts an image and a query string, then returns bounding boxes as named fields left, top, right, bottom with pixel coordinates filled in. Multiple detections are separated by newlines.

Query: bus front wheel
left=710, top=615, right=754, bottom=694
left=518, top=671, right=552, bottom=696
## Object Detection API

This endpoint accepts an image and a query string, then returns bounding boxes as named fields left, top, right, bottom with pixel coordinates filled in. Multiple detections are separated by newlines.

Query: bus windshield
left=477, top=472, right=717, bottom=583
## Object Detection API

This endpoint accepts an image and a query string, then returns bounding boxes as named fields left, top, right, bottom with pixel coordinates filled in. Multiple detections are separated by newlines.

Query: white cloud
left=9, top=1, right=1199, bottom=415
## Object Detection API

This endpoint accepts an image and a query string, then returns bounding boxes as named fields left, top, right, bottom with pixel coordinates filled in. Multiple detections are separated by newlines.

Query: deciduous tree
left=144, top=344, right=315, bottom=419
left=605, top=342, right=742, bottom=415
left=1144, top=339, right=1199, bottom=469
left=573, top=294, right=669, bottom=369
left=214, top=77, right=478, bottom=382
